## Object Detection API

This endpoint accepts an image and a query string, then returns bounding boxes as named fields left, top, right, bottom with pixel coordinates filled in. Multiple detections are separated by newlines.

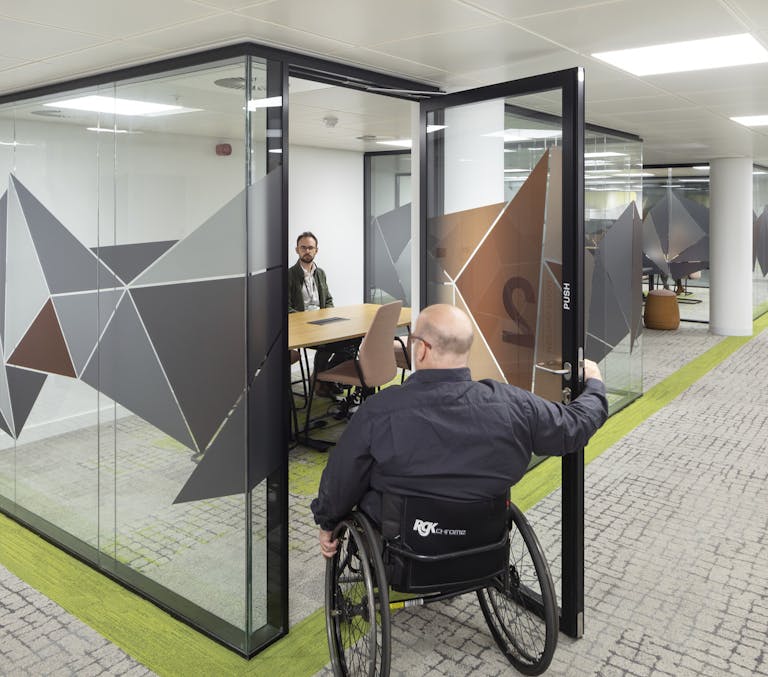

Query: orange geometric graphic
left=8, top=299, right=76, bottom=378
left=456, top=152, right=549, bottom=389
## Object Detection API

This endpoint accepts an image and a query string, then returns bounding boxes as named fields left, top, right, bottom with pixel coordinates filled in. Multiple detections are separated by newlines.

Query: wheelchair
left=324, top=493, right=558, bottom=676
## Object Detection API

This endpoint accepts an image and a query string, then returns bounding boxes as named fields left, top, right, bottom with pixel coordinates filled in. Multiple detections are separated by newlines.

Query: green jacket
left=288, top=261, right=334, bottom=312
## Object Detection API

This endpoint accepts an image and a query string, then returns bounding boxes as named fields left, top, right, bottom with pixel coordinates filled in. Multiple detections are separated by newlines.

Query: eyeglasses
left=298, top=245, right=317, bottom=252
left=409, top=334, right=432, bottom=350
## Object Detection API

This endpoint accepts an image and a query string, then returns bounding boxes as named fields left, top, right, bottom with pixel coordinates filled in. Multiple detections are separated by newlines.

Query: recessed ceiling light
left=246, top=96, right=283, bottom=110
left=679, top=178, right=709, bottom=183
left=488, top=129, right=561, bottom=142
left=730, top=114, right=768, bottom=127
left=86, top=127, right=139, bottom=134
left=693, top=165, right=710, bottom=170
left=45, top=95, right=195, bottom=117
left=593, top=33, right=768, bottom=76
left=584, top=151, right=626, bottom=158
left=376, top=139, right=412, bottom=148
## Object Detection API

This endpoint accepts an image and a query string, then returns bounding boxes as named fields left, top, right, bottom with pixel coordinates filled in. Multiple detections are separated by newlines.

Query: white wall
left=288, top=145, right=364, bottom=307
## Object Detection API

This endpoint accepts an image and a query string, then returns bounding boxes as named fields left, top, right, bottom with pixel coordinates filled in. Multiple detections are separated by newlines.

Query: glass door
left=420, top=68, right=585, bottom=637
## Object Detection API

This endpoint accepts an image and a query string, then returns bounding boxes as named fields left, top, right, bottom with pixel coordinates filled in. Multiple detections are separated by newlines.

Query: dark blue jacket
left=311, top=367, right=608, bottom=531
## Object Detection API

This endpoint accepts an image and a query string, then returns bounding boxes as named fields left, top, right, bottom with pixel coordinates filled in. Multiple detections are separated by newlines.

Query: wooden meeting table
left=288, top=303, right=412, bottom=450
left=288, top=303, right=412, bottom=350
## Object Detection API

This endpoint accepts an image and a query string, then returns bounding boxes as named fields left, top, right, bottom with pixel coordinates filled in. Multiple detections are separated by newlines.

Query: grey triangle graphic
left=247, top=168, right=283, bottom=273
left=131, top=277, right=246, bottom=451
left=92, top=241, right=177, bottom=283
left=0, top=410, right=12, bottom=438
left=600, top=203, right=635, bottom=321
left=11, top=175, right=122, bottom=293
left=132, top=191, right=246, bottom=287
left=667, top=192, right=706, bottom=260
left=0, top=335, right=14, bottom=435
left=52, top=290, right=124, bottom=377
left=5, top=179, right=50, bottom=356
left=6, top=366, right=47, bottom=438
left=376, top=203, right=411, bottom=262
left=173, top=393, right=246, bottom=504
left=0, top=191, right=7, bottom=344
left=81, top=293, right=196, bottom=451
left=174, top=337, right=282, bottom=504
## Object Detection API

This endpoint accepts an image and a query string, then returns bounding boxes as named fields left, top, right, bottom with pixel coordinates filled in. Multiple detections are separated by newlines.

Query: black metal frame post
left=560, top=67, right=586, bottom=639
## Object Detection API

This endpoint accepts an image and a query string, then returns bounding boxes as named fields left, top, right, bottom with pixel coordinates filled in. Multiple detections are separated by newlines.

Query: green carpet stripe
left=1, top=313, right=767, bottom=676
left=513, top=311, right=768, bottom=512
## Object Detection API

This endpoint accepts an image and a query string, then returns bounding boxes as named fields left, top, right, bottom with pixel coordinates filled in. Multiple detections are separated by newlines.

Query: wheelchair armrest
left=385, top=531, right=509, bottom=563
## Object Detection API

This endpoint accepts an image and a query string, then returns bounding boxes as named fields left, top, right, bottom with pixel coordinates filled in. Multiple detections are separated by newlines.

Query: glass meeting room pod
left=0, top=42, right=438, bottom=657
left=0, top=41, right=642, bottom=657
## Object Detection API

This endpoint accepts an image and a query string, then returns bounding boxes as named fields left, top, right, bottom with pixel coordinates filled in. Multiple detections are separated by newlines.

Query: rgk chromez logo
left=413, top=519, right=438, bottom=537
left=412, top=519, right=467, bottom=537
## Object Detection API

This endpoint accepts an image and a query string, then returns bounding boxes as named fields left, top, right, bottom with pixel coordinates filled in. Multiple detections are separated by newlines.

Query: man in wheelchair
left=310, top=304, right=607, bottom=675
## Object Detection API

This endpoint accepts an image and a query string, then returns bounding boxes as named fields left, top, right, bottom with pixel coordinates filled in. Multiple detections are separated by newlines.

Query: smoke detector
left=322, top=115, right=339, bottom=128
left=213, top=77, right=265, bottom=93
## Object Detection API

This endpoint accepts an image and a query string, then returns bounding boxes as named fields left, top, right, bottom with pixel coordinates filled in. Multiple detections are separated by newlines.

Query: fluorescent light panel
left=86, top=127, right=137, bottom=134
left=593, top=33, right=768, bottom=76
left=584, top=151, right=626, bottom=158
left=45, top=95, right=192, bottom=116
left=731, top=114, right=768, bottom=127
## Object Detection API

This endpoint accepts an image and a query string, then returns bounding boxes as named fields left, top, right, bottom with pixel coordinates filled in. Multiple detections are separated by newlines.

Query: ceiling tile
left=457, top=0, right=624, bottom=21
left=516, top=0, right=743, bottom=54
left=0, top=0, right=218, bottom=39
left=237, top=0, right=495, bottom=46
left=727, top=0, right=768, bottom=31
left=134, top=14, right=353, bottom=57
left=370, top=23, right=561, bottom=74
left=0, top=18, right=106, bottom=61
left=321, top=45, right=448, bottom=83
left=195, top=0, right=275, bottom=9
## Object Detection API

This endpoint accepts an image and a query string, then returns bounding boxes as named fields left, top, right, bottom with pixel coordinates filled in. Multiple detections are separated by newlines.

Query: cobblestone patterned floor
left=2, top=325, right=767, bottom=676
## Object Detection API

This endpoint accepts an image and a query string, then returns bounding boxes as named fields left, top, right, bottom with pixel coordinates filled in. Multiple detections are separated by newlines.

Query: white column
left=709, top=157, right=753, bottom=336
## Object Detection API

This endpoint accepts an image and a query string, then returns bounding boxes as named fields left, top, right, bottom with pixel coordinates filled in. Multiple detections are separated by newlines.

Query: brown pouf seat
left=644, top=288, right=680, bottom=329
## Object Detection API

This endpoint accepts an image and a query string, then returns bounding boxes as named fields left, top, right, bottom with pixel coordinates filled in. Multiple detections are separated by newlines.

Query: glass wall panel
left=364, top=151, right=411, bottom=305
left=643, top=167, right=710, bottom=323
left=753, top=166, right=768, bottom=318
left=0, top=50, right=287, bottom=656
left=0, top=88, right=102, bottom=555
left=583, top=131, right=643, bottom=413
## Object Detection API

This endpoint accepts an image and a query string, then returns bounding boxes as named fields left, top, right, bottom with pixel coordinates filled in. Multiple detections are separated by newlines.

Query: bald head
left=412, top=304, right=474, bottom=369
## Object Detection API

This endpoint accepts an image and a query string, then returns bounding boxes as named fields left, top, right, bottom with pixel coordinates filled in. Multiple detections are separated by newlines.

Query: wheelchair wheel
left=325, top=516, right=390, bottom=676
left=477, top=503, right=558, bottom=675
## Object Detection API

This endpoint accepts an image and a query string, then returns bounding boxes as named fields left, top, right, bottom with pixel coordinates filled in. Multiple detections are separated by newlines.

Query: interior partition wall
left=753, top=166, right=768, bottom=317
left=0, top=42, right=437, bottom=657
left=0, top=52, right=288, bottom=655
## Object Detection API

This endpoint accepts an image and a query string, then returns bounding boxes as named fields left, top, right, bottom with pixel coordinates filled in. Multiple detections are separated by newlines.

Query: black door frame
left=419, top=67, right=587, bottom=638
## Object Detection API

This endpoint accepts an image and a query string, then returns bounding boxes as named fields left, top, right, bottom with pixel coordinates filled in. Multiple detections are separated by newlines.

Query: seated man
left=311, top=304, right=608, bottom=558
left=289, top=231, right=358, bottom=397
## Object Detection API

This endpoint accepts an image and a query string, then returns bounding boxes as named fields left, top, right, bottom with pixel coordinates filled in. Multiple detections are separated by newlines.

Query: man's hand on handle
left=583, top=359, right=603, bottom=383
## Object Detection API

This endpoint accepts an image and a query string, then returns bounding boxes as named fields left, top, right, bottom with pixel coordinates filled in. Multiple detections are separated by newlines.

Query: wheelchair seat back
left=381, top=493, right=508, bottom=593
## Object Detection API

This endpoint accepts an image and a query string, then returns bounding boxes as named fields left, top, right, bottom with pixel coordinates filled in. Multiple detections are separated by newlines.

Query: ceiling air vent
left=31, top=109, right=67, bottom=118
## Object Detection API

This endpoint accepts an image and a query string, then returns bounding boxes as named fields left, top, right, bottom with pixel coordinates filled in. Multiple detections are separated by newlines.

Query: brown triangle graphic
left=8, top=299, right=76, bottom=378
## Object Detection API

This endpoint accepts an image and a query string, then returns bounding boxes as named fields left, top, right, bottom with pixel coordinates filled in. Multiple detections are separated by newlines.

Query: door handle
left=535, top=361, right=572, bottom=379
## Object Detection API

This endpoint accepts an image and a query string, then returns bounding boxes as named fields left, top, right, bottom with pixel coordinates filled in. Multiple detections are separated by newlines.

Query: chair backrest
left=381, top=493, right=508, bottom=593
left=357, top=300, right=402, bottom=387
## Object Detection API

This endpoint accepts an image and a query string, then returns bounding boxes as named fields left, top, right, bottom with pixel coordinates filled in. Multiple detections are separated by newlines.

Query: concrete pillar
left=709, top=157, right=753, bottom=336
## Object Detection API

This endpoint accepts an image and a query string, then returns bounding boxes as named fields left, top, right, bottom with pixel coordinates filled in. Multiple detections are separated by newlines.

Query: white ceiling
left=2, top=0, right=768, bottom=164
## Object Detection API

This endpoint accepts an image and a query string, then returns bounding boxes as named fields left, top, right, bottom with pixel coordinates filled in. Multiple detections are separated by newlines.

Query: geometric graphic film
left=428, top=149, right=564, bottom=401
left=755, top=205, right=768, bottom=277
left=643, top=190, right=709, bottom=279
left=0, top=172, right=283, bottom=504
left=586, top=202, right=643, bottom=363
left=369, top=202, right=411, bottom=305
